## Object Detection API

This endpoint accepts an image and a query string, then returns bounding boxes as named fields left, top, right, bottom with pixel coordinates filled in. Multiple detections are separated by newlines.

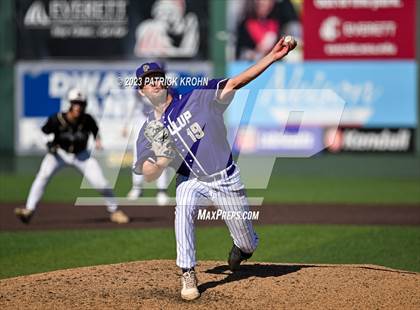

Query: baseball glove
left=144, top=120, right=176, bottom=159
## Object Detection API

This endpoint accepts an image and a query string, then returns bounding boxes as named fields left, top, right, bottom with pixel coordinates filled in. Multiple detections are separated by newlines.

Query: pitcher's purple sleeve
left=193, top=78, right=229, bottom=105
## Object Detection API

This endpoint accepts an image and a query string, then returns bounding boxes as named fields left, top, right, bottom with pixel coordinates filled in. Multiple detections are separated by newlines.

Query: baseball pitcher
left=134, top=36, right=297, bottom=300
left=15, top=88, right=130, bottom=224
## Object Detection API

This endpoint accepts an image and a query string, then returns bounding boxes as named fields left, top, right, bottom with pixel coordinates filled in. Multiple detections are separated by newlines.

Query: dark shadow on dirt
left=199, top=264, right=305, bottom=293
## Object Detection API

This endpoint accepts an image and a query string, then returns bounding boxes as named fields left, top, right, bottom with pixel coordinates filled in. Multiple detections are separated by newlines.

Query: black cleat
left=228, top=244, right=253, bottom=271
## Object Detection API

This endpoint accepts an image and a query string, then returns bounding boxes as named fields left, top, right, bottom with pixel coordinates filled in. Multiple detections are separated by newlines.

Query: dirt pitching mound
left=0, top=260, right=419, bottom=309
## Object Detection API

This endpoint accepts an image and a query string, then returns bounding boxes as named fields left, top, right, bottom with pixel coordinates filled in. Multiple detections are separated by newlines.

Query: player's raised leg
left=74, top=150, right=129, bottom=224
left=15, top=153, right=65, bottom=223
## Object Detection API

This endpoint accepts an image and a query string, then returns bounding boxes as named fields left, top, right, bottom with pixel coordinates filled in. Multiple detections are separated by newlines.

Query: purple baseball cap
left=136, top=62, right=165, bottom=80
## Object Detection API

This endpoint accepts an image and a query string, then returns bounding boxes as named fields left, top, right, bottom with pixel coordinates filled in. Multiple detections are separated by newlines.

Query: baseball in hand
left=284, top=35, right=295, bottom=44
left=283, top=35, right=297, bottom=50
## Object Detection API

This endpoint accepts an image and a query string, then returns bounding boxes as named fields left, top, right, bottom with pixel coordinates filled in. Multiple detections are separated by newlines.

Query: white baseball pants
left=26, top=149, right=117, bottom=212
left=175, top=166, right=259, bottom=269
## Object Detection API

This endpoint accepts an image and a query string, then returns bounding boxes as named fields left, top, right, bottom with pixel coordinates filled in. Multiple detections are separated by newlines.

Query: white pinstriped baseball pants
left=175, top=166, right=259, bottom=269
left=25, top=149, right=118, bottom=213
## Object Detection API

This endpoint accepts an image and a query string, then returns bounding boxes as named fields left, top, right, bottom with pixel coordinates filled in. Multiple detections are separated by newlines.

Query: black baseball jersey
left=42, top=112, right=99, bottom=154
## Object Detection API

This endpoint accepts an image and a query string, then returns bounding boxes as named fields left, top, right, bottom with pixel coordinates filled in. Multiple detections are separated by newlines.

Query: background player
left=14, top=88, right=130, bottom=224
left=122, top=88, right=170, bottom=205
left=133, top=36, right=297, bottom=301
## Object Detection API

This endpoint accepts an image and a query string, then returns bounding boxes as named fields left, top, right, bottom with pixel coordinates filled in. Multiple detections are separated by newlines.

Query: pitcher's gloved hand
left=144, top=120, right=176, bottom=159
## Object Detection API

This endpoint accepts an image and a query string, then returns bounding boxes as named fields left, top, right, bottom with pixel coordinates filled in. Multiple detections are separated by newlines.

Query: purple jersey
left=135, top=79, right=233, bottom=178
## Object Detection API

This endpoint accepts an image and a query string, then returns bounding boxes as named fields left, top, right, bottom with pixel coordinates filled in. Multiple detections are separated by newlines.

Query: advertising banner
left=227, top=61, right=417, bottom=128
left=324, top=127, right=415, bottom=153
left=231, top=126, right=324, bottom=156
left=16, top=0, right=209, bottom=59
left=15, top=61, right=211, bottom=154
left=303, top=0, right=416, bottom=59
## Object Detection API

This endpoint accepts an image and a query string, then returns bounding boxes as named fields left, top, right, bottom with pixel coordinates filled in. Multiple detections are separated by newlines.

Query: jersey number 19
left=186, top=122, right=204, bottom=142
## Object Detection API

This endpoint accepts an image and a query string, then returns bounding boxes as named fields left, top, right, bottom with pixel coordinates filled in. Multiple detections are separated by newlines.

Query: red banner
left=303, top=0, right=416, bottom=59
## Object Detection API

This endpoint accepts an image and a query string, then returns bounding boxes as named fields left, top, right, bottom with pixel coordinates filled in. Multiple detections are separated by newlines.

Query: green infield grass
left=1, top=225, right=419, bottom=279
left=1, top=170, right=419, bottom=204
